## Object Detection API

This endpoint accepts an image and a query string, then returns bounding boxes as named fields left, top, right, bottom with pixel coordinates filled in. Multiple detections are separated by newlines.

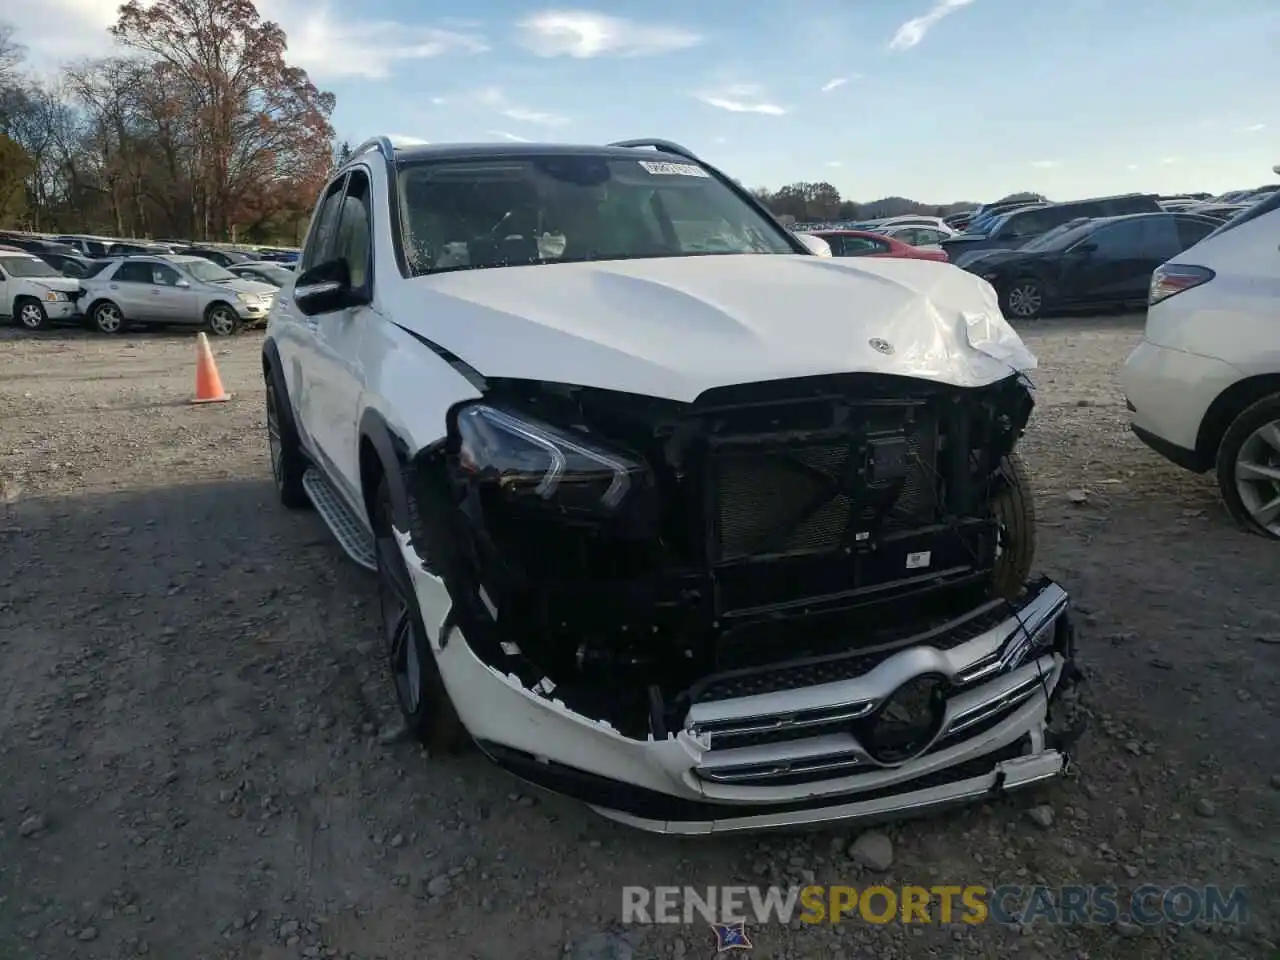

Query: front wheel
left=265, top=373, right=311, bottom=510
left=1215, top=394, right=1280, bottom=540
left=15, top=297, right=48, bottom=331
left=990, top=452, right=1037, bottom=599
left=372, top=477, right=468, bottom=751
left=1000, top=278, right=1045, bottom=321
left=206, top=304, right=241, bottom=336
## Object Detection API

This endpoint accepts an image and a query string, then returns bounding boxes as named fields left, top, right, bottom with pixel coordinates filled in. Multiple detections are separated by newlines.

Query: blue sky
left=11, top=0, right=1280, bottom=202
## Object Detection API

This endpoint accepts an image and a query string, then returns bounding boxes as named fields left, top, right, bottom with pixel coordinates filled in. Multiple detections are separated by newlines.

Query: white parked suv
left=0, top=248, right=83, bottom=330
left=1121, top=190, right=1280, bottom=538
left=263, top=136, right=1082, bottom=833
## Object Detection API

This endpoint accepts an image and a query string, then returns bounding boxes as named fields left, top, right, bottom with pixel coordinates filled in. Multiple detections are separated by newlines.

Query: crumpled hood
left=402, top=255, right=1036, bottom=403
left=28, top=276, right=81, bottom=295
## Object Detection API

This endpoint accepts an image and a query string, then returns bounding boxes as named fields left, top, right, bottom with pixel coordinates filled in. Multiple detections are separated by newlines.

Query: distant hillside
left=751, top=182, right=1045, bottom=222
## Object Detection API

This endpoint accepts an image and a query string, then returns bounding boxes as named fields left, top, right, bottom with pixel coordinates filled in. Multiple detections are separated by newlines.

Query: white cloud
left=490, top=130, right=532, bottom=142
left=1030, top=160, right=1060, bottom=169
left=889, top=0, right=977, bottom=52
left=1159, top=156, right=1180, bottom=165
left=467, top=87, right=569, bottom=126
left=502, top=106, right=569, bottom=126
left=274, top=5, right=488, bottom=80
left=696, top=84, right=787, bottom=116
left=516, top=10, right=701, bottom=58
left=821, top=77, right=848, bottom=93
left=1127, top=163, right=1139, bottom=171
left=826, top=160, right=842, bottom=167
left=1240, top=123, right=1266, bottom=133
left=2, top=0, right=488, bottom=80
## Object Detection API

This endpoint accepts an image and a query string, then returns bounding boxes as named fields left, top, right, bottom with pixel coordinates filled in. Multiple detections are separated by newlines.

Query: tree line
left=748, top=181, right=1045, bottom=224
left=0, top=0, right=335, bottom=244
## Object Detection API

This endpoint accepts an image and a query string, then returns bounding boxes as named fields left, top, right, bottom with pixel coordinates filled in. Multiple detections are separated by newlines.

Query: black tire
left=14, top=297, right=48, bottom=331
left=372, top=477, right=468, bottom=752
left=206, top=302, right=241, bottom=336
left=91, top=300, right=125, bottom=334
left=990, top=452, right=1036, bottom=599
left=1215, top=393, right=1280, bottom=540
left=1000, top=277, right=1045, bottom=321
left=264, top=371, right=311, bottom=510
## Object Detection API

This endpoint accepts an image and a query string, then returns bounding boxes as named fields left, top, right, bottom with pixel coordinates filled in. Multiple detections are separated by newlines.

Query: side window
left=1134, top=217, right=1181, bottom=259
left=912, top=229, right=946, bottom=245
left=115, top=261, right=155, bottom=283
left=151, top=264, right=182, bottom=286
left=61, top=260, right=86, bottom=278
left=819, top=235, right=844, bottom=256
left=302, top=175, right=349, bottom=272
left=332, top=170, right=372, bottom=289
left=1175, top=217, right=1215, bottom=249
left=1085, top=222, right=1142, bottom=257
left=999, top=211, right=1048, bottom=238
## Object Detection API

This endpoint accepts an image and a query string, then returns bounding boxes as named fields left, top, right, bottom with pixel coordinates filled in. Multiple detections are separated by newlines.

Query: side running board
left=302, top=468, right=376, bottom=571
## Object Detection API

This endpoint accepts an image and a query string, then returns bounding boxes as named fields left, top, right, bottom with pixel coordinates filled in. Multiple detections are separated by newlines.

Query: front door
left=107, top=260, right=167, bottom=321
left=148, top=262, right=200, bottom=321
left=309, top=167, right=376, bottom=504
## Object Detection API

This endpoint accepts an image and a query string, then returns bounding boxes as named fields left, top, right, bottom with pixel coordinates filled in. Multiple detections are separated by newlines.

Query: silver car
left=80, top=255, right=277, bottom=335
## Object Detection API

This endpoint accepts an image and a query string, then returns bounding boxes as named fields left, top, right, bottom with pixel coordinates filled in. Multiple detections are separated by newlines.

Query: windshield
left=0, top=255, right=58, bottom=278
left=395, top=154, right=796, bottom=275
left=182, top=259, right=238, bottom=283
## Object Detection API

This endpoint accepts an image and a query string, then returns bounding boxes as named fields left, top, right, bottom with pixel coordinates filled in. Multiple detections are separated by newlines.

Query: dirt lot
left=1, top=316, right=1277, bottom=960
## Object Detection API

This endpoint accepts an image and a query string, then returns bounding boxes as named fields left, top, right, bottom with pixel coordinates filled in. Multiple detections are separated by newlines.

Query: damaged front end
left=399, top=371, right=1080, bottom=833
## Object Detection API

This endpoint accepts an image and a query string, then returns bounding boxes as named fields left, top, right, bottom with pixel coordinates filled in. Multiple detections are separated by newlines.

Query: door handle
left=109, top=284, right=119, bottom=290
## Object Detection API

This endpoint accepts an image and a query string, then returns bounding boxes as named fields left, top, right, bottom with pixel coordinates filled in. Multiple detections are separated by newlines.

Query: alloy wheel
left=376, top=533, right=424, bottom=715
left=95, top=303, right=122, bottom=333
left=18, top=302, right=45, bottom=329
left=266, top=385, right=283, bottom=489
left=1233, top=419, right=1280, bottom=536
left=1006, top=283, right=1043, bottom=319
left=209, top=309, right=237, bottom=336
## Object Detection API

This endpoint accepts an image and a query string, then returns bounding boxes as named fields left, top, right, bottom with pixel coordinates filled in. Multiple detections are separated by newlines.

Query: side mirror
left=175, top=279, right=191, bottom=288
left=294, top=259, right=356, bottom=316
left=795, top=233, right=832, bottom=257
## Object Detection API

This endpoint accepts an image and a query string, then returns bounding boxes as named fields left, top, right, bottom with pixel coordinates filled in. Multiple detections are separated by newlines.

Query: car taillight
left=1149, top=264, right=1215, bottom=306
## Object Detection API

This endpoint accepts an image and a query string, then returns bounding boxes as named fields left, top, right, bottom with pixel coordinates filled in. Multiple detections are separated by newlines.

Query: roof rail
left=350, top=136, right=396, bottom=163
left=609, top=138, right=700, bottom=162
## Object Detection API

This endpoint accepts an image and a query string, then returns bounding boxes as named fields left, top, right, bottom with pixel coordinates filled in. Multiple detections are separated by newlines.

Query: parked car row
left=0, top=248, right=279, bottom=335
left=0, top=229, right=300, bottom=279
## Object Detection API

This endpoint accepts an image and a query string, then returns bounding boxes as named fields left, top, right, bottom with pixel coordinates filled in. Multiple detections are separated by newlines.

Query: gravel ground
left=1, top=316, right=1277, bottom=960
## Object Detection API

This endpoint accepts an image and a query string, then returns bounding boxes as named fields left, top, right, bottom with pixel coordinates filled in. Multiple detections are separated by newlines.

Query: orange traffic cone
left=191, top=332, right=231, bottom=404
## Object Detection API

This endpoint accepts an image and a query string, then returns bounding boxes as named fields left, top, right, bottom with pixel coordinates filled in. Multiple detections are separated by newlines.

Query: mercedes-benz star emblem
left=869, top=338, right=894, bottom=355
left=859, top=674, right=949, bottom=764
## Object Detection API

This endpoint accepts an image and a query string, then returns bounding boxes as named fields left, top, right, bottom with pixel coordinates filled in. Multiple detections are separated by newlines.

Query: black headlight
left=454, top=404, right=648, bottom=517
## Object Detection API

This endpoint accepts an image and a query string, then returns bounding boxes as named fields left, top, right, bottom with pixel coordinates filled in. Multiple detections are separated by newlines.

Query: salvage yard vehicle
left=80, top=254, right=277, bottom=335
left=0, top=249, right=84, bottom=330
left=1123, top=189, right=1280, bottom=539
left=960, top=212, right=1219, bottom=320
left=263, top=135, right=1081, bottom=834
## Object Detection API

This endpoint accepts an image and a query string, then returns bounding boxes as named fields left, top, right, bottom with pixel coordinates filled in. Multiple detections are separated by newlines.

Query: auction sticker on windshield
left=638, top=161, right=710, bottom=177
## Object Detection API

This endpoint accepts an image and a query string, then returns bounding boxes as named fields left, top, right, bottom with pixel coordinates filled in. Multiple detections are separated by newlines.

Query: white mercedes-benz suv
left=262, top=135, right=1082, bottom=834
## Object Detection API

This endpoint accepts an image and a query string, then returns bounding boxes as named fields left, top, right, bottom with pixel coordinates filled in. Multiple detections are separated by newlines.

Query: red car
left=811, top=229, right=949, bottom=262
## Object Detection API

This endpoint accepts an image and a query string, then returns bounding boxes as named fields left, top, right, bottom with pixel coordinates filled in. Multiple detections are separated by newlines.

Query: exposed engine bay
left=407, top=371, right=1037, bottom=742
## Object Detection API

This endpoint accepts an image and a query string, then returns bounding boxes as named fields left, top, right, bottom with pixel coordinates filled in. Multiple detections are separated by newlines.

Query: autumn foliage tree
left=109, top=0, right=334, bottom=239
left=0, top=1, right=333, bottom=241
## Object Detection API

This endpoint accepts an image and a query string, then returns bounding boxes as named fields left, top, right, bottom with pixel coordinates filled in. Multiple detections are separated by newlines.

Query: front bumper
left=398, top=533, right=1078, bottom=835
left=46, top=299, right=78, bottom=321
left=234, top=299, right=274, bottom=322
